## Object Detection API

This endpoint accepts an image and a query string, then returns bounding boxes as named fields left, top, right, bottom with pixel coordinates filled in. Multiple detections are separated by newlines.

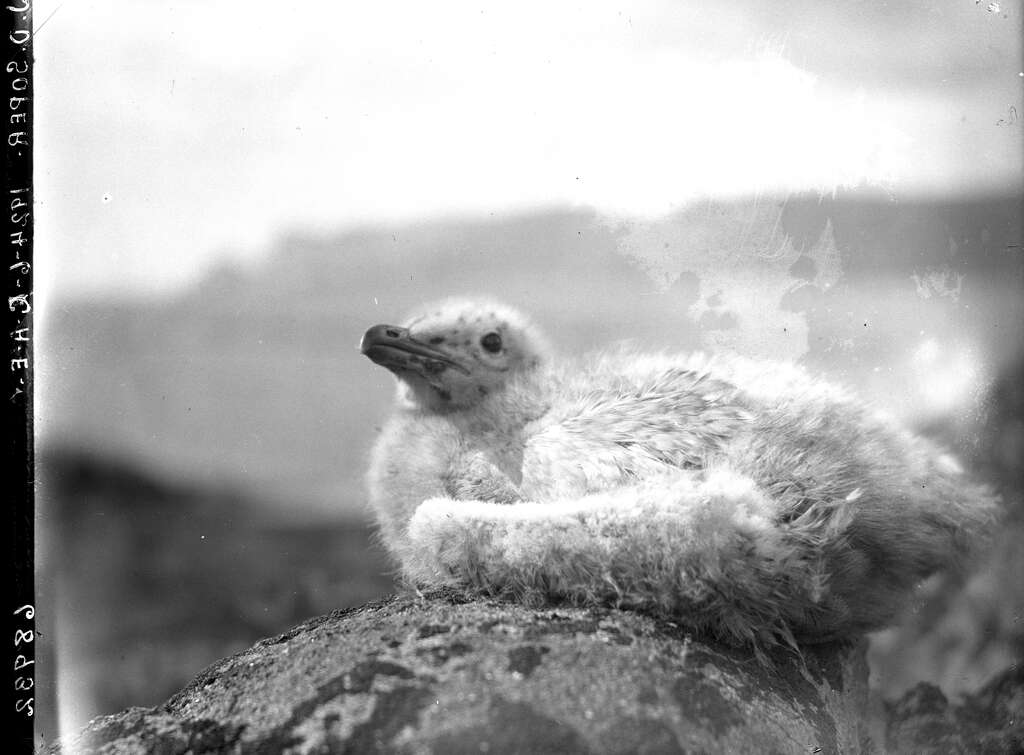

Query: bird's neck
left=395, top=375, right=456, bottom=413
left=399, top=377, right=549, bottom=433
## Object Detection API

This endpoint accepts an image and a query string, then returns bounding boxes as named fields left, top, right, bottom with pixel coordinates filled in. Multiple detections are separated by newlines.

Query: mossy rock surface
left=56, top=590, right=874, bottom=754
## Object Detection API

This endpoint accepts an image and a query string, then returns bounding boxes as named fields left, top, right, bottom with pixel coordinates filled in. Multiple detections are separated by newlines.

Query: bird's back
left=503, top=349, right=999, bottom=635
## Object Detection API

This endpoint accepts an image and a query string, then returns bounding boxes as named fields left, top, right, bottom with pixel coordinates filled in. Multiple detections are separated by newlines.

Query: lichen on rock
left=53, top=589, right=875, bottom=754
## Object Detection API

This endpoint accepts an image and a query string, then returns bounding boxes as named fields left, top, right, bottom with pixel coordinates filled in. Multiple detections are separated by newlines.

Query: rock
left=55, top=590, right=874, bottom=754
left=885, top=664, right=1024, bottom=754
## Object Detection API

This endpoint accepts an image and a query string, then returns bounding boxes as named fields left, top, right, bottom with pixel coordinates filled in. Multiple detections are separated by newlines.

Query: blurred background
left=34, top=0, right=1022, bottom=746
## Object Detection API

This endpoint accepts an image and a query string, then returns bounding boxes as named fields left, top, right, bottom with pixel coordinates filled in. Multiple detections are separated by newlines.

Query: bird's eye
left=480, top=332, right=502, bottom=353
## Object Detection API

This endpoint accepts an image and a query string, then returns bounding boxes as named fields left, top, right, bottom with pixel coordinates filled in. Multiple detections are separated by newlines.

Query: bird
left=361, top=297, right=1000, bottom=648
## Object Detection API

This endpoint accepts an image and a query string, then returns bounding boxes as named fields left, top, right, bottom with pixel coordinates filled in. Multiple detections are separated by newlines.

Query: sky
left=34, top=0, right=1023, bottom=304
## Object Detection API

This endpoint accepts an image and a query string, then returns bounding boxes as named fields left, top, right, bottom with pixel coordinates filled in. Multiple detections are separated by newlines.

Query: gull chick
left=362, top=298, right=999, bottom=647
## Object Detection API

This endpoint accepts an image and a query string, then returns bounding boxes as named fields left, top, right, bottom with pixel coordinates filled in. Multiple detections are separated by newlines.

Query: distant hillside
left=39, top=191, right=1023, bottom=517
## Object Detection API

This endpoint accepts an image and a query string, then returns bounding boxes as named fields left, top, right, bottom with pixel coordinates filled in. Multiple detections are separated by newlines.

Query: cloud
left=34, top=0, right=1022, bottom=297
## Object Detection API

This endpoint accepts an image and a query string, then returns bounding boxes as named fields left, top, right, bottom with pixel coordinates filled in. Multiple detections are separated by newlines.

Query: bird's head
left=361, top=298, right=551, bottom=412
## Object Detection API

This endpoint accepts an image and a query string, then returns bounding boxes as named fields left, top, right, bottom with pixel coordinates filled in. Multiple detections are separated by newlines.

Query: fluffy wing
left=402, top=469, right=842, bottom=647
left=401, top=463, right=999, bottom=647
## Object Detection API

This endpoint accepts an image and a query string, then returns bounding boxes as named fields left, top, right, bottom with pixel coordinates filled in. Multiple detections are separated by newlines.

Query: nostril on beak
left=361, top=324, right=411, bottom=356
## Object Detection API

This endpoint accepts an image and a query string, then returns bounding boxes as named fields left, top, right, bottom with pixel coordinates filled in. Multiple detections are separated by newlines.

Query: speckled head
left=361, top=298, right=552, bottom=412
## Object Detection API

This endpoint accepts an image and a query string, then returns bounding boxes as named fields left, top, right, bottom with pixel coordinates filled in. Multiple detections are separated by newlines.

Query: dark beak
left=360, top=324, right=469, bottom=375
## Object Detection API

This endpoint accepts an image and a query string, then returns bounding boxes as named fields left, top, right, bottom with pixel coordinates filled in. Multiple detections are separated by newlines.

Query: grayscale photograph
left=32, top=1, right=1022, bottom=752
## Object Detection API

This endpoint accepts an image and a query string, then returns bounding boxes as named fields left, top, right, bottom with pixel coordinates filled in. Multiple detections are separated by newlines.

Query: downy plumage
left=361, top=298, right=999, bottom=648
